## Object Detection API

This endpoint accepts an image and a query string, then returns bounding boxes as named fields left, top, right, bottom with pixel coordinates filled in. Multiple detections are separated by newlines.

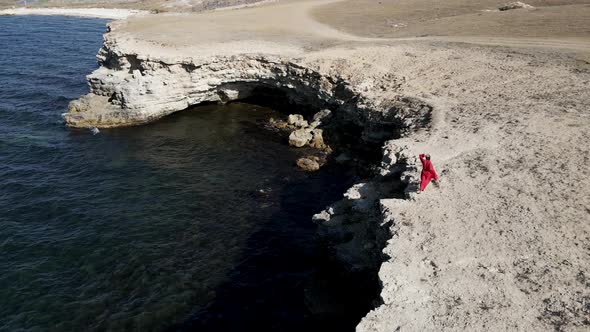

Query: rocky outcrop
left=65, top=44, right=353, bottom=128
left=311, top=140, right=417, bottom=272
left=65, top=27, right=431, bottom=133
left=285, top=112, right=330, bottom=150
left=498, top=1, right=534, bottom=11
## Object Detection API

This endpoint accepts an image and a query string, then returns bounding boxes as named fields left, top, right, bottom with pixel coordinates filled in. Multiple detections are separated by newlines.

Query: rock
left=310, top=109, right=332, bottom=128
left=309, top=129, right=327, bottom=149
left=131, top=69, right=142, bottom=78
left=382, top=147, right=398, bottom=165
left=296, top=157, right=320, bottom=172
left=343, top=182, right=379, bottom=210
left=312, top=210, right=332, bottom=222
left=313, top=206, right=337, bottom=223
left=289, top=128, right=312, bottom=147
left=287, top=114, right=308, bottom=128
left=313, top=109, right=332, bottom=122
left=498, top=1, right=533, bottom=11
left=335, top=153, right=351, bottom=163
left=218, top=88, right=240, bottom=102
left=268, top=118, right=290, bottom=130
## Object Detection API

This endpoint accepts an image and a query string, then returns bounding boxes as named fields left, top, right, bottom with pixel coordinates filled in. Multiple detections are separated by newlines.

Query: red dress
left=419, top=154, right=438, bottom=191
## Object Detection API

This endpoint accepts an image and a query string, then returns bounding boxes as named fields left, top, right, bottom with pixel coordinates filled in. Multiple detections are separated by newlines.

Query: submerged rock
left=296, top=156, right=320, bottom=172
left=335, top=153, right=352, bottom=163
left=268, top=117, right=290, bottom=130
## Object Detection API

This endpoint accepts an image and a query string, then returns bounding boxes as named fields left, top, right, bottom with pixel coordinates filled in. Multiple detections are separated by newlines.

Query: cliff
left=64, top=15, right=433, bottom=281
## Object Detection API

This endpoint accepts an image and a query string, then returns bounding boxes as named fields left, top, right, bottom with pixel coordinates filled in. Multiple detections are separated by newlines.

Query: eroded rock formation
left=65, top=24, right=431, bottom=134
left=65, top=21, right=435, bottom=328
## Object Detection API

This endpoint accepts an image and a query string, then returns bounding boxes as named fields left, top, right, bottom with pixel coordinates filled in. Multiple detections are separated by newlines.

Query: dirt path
left=309, top=1, right=590, bottom=57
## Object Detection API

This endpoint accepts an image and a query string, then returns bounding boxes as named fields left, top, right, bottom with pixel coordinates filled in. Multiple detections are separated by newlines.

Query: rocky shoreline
left=64, top=15, right=436, bottom=328
left=65, top=16, right=432, bottom=277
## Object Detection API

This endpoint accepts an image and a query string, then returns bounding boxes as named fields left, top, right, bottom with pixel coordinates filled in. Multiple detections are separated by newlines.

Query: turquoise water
left=0, top=16, right=377, bottom=331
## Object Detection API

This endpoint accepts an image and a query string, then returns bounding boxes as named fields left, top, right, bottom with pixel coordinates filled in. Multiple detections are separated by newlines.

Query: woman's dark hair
left=426, top=155, right=431, bottom=160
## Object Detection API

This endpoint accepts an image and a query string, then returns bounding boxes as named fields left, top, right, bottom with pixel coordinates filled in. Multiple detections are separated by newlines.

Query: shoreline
left=0, top=7, right=148, bottom=19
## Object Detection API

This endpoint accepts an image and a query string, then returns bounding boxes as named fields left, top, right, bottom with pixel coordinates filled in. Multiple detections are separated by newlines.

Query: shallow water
left=0, top=16, right=375, bottom=331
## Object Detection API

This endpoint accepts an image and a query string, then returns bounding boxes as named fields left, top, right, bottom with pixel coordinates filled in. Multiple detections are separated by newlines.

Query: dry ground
left=313, top=0, right=590, bottom=39
left=353, top=42, right=590, bottom=331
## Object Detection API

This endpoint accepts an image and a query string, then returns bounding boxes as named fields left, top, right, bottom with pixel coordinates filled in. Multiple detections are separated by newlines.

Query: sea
left=0, top=15, right=377, bottom=331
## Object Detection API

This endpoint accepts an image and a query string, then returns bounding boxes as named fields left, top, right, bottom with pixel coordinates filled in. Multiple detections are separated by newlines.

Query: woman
left=419, top=153, right=438, bottom=192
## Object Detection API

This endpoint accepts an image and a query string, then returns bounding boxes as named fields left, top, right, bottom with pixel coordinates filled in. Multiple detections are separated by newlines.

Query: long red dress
left=419, top=154, right=438, bottom=191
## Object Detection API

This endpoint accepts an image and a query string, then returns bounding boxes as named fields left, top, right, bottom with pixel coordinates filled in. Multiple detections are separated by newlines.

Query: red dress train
left=419, top=154, right=438, bottom=191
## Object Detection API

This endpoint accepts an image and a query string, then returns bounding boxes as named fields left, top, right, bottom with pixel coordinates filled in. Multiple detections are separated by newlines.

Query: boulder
left=289, top=129, right=313, bottom=147
left=309, top=129, right=327, bottom=149
left=498, top=1, right=533, bottom=11
left=312, top=209, right=332, bottom=223
left=296, top=157, right=320, bottom=172
left=310, top=109, right=332, bottom=128
left=287, top=114, right=309, bottom=128
left=313, top=109, right=332, bottom=122
left=312, top=206, right=336, bottom=223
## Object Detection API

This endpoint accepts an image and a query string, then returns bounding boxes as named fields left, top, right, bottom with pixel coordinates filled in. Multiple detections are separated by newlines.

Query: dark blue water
left=0, top=16, right=375, bottom=331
